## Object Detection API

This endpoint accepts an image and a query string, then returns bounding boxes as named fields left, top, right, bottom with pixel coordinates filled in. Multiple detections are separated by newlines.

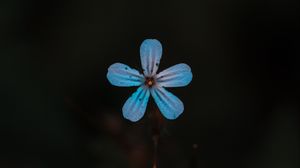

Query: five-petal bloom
left=107, top=39, right=193, bottom=122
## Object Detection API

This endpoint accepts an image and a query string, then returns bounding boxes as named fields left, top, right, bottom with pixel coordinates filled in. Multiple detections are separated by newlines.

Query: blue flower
left=107, top=39, right=193, bottom=122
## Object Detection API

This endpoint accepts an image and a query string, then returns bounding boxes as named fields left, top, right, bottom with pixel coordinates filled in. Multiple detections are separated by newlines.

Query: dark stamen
left=145, top=77, right=155, bottom=87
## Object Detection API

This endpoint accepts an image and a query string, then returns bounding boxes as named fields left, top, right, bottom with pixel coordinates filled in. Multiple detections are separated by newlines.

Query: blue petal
left=140, top=39, right=162, bottom=77
left=156, top=63, right=192, bottom=87
left=150, top=86, right=184, bottom=120
left=122, top=85, right=150, bottom=122
left=107, top=63, right=144, bottom=87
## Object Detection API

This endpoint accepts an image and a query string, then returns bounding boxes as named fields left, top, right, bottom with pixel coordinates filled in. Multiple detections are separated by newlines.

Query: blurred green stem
left=152, top=134, right=159, bottom=168
left=150, top=106, right=164, bottom=168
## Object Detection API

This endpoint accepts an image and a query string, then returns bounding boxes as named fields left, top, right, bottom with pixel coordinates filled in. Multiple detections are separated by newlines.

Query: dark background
left=1, top=0, right=299, bottom=168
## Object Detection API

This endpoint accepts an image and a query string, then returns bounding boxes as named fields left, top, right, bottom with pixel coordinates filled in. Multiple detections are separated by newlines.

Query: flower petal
left=156, top=63, right=193, bottom=87
left=140, top=39, right=162, bottom=77
left=150, top=86, right=184, bottom=120
left=122, top=85, right=150, bottom=122
left=107, top=63, right=144, bottom=87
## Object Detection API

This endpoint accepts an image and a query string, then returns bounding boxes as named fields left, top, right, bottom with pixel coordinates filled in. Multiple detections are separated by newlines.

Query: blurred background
left=1, top=0, right=299, bottom=167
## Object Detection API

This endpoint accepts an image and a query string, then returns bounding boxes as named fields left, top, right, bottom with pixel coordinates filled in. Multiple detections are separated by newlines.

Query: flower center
left=145, top=77, right=155, bottom=87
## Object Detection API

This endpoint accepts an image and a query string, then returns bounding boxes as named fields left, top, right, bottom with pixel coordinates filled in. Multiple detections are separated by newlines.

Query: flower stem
left=152, top=134, right=159, bottom=168
left=149, top=106, right=164, bottom=168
